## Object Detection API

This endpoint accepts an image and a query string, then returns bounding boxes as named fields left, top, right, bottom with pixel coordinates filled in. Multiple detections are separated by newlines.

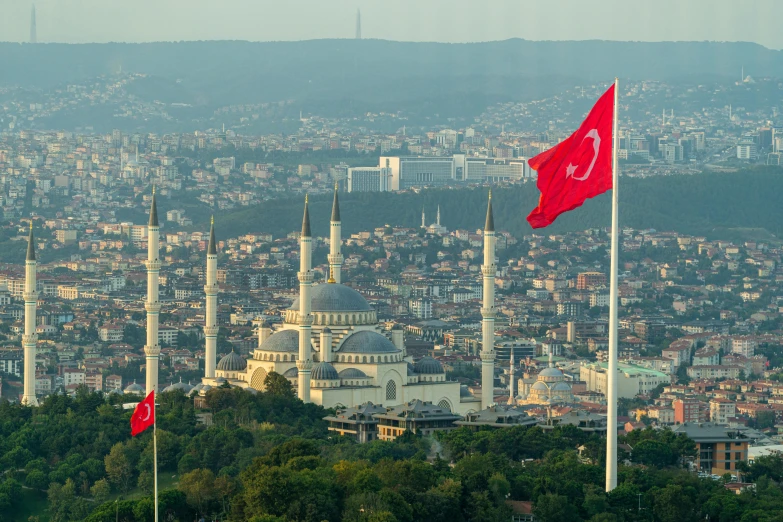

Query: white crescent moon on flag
left=568, top=129, right=601, bottom=181
left=141, top=403, right=151, bottom=422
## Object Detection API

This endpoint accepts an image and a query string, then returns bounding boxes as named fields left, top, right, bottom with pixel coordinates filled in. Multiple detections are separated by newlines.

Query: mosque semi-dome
left=217, top=351, right=247, bottom=372
left=259, top=330, right=299, bottom=353
left=311, top=362, right=339, bottom=380
left=414, top=356, right=444, bottom=375
left=290, top=283, right=371, bottom=312
left=338, top=330, right=400, bottom=354
left=283, top=367, right=299, bottom=378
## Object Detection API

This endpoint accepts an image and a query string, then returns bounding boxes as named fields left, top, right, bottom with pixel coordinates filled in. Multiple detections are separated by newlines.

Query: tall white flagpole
left=153, top=393, right=159, bottom=522
left=606, top=78, right=620, bottom=492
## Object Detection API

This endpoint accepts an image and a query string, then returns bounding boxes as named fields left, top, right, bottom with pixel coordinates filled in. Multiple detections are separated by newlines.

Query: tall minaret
left=480, top=190, right=497, bottom=410
left=437, top=205, right=441, bottom=227
left=297, top=196, right=314, bottom=402
left=355, top=8, right=362, bottom=39
left=507, top=350, right=515, bottom=406
left=328, top=184, right=343, bottom=284
left=421, top=207, right=425, bottom=228
left=30, top=5, right=37, bottom=44
left=21, top=223, right=38, bottom=406
left=144, top=189, right=161, bottom=395
left=203, top=217, right=218, bottom=379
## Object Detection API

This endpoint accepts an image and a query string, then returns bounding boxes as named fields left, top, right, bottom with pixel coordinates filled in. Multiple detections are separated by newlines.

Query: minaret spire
left=421, top=207, right=425, bottom=228
left=297, top=196, right=314, bottom=402
left=204, top=217, right=218, bottom=379
left=480, top=190, right=497, bottom=410
left=437, top=205, right=441, bottom=227
left=21, top=221, right=38, bottom=406
left=329, top=184, right=343, bottom=284
left=144, top=189, right=161, bottom=395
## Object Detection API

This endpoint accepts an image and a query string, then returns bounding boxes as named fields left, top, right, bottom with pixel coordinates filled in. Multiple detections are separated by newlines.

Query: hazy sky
left=3, top=0, right=782, bottom=49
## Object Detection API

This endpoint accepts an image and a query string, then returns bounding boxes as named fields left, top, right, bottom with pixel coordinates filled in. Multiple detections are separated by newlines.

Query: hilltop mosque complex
left=19, top=187, right=507, bottom=416
left=198, top=189, right=502, bottom=414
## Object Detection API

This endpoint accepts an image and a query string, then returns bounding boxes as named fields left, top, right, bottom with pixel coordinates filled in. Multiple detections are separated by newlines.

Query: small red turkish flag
left=527, top=84, right=615, bottom=228
left=130, top=390, right=155, bottom=436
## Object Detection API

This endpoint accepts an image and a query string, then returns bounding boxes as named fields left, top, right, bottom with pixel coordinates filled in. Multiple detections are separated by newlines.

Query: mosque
left=515, top=349, right=575, bottom=406
left=197, top=188, right=498, bottom=414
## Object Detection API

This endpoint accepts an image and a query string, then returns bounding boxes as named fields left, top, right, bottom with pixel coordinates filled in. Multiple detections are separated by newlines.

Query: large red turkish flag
left=527, top=84, right=615, bottom=228
left=130, top=390, right=155, bottom=436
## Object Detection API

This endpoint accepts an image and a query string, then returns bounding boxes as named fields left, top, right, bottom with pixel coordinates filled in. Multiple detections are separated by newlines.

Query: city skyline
left=3, top=0, right=783, bottom=50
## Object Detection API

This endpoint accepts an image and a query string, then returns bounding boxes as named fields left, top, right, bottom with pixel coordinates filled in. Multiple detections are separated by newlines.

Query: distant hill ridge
left=1, top=39, right=779, bottom=113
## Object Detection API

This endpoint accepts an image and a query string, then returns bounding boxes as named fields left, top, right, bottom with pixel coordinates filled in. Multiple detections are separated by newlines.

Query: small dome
left=414, top=356, right=444, bottom=375
left=339, top=331, right=400, bottom=354
left=323, top=327, right=332, bottom=333
left=188, top=383, right=203, bottom=396
left=538, top=367, right=564, bottom=381
left=259, top=330, right=299, bottom=352
left=199, top=384, right=212, bottom=394
left=163, top=380, right=193, bottom=393
left=552, top=382, right=572, bottom=392
left=124, top=382, right=144, bottom=394
left=217, top=351, right=247, bottom=371
left=338, top=368, right=367, bottom=379
left=282, top=367, right=298, bottom=378
left=312, top=362, right=339, bottom=380
left=406, top=362, right=417, bottom=376
left=290, top=283, right=371, bottom=312
left=531, top=381, right=549, bottom=391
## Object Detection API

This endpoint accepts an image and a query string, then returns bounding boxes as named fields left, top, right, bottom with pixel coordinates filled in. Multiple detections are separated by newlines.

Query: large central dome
left=290, top=283, right=371, bottom=312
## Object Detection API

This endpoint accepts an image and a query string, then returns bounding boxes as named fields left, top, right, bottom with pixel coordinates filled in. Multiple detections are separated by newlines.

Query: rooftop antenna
left=741, top=65, right=744, bottom=82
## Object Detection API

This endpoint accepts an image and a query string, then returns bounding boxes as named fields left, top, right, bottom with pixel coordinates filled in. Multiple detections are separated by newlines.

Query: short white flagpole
left=606, top=78, right=620, bottom=492
left=153, top=393, right=159, bottom=522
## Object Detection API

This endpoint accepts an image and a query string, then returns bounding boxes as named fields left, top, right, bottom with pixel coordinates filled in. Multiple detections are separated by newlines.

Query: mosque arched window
left=386, top=380, right=397, bottom=401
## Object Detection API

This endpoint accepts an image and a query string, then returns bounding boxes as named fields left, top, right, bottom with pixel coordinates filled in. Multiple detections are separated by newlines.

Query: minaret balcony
left=23, top=292, right=39, bottom=302
left=145, top=303, right=162, bottom=313
left=204, top=284, right=219, bottom=294
left=144, top=345, right=161, bottom=356
left=480, top=352, right=497, bottom=362
left=298, top=271, right=314, bottom=283
left=145, top=260, right=161, bottom=271
left=328, top=254, right=344, bottom=264
left=299, top=315, right=314, bottom=327
left=480, top=307, right=496, bottom=318
left=22, top=334, right=38, bottom=345
left=481, top=265, right=496, bottom=276
left=203, top=326, right=219, bottom=337
left=296, top=360, right=313, bottom=371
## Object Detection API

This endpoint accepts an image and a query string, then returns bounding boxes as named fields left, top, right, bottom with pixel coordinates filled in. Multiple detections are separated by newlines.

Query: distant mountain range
left=1, top=39, right=779, bottom=119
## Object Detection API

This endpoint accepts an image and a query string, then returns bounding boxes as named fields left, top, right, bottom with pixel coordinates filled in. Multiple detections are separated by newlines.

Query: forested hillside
left=1, top=385, right=782, bottom=521
left=213, top=168, right=783, bottom=241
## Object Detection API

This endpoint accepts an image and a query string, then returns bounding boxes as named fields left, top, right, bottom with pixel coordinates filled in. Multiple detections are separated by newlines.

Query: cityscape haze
left=0, top=3, right=782, bottom=522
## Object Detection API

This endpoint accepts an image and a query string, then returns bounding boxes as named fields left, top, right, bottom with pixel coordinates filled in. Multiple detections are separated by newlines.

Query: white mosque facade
left=200, top=189, right=484, bottom=415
